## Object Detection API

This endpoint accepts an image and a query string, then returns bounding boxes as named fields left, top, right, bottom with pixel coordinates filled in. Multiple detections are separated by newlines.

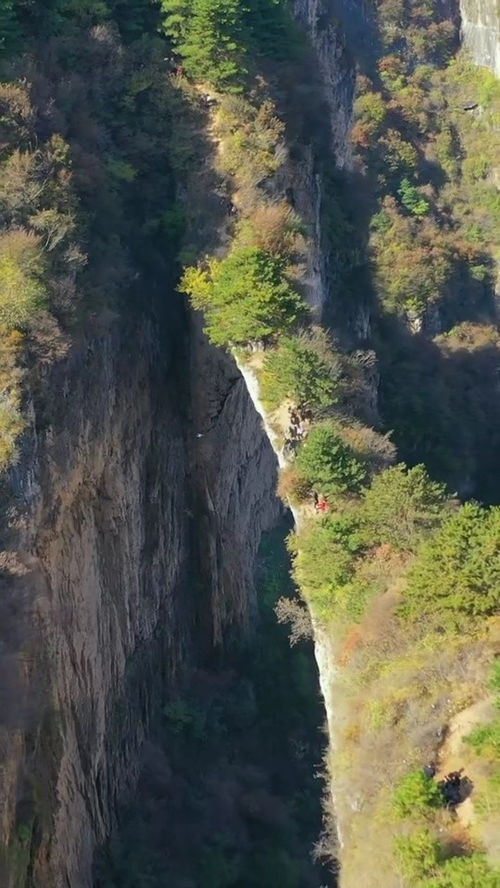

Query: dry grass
left=321, top=595, right=499, bottom=887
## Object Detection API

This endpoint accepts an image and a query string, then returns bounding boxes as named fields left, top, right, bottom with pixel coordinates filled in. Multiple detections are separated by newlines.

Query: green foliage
left=396, top=835, right=500, bottom=888
left=393, top=770, right=444, bottom=818
left=290, top=513, right=371, bottom=623
left=215, top=96, right=285, bottom=190
left=160, top=0, right=298, bottom=88
left=182, top=247, right=306, bottom=347
left=403, top=503, right=500, bottom=625
left=354, top=91, right=388, bottom=129
left=395, top=830, right=441, bottom=883
left=0, top=230, right=46, bottom=328
left=161, top=0, right=246, bottom=89
left=490, top=660, right=500, bottom=699
left=423, top=854, right=500, bottom=888
left=361, top=464, right=448, bottom=551
left=465, top=721, right=500, bottom=759
left=398, top=178, right=430, bottom=216
left=259, top=330, right=340, bottom=412
left=295, top=422, right=368, bottom=498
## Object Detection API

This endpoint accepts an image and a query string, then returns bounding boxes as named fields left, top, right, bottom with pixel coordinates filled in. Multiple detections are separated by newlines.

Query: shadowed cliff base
left=93, top=520, right=333, bottom=888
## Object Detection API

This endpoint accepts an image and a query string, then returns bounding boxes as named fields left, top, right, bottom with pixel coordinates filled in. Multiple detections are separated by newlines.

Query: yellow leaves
left=0, top=229, right=46, bottom=328
left=180, top=264, right=212, bottom=310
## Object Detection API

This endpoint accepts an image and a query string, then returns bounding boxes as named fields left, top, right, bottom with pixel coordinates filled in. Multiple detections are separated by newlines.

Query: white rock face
left=461, top=0, right=500, bottom=77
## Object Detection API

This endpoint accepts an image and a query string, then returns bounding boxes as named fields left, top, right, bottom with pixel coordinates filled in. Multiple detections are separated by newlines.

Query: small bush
left=236, top=203, right=306, bottom=262
left=399, top=178, right=431, bottom=217
left=395, top=829, right=441, bottom=882
left=465, top=721, right=500, bottom=759
left=215, top=97, right=285, bottom=190
left=277, top=464, right=312, bottom=504
left=393, top=770, right=444, bottom=818
left=295, top=422, right=368, bottom=498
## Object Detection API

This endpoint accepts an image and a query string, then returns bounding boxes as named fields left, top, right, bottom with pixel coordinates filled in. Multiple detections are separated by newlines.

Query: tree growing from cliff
left=259, top=330, right=341, bottom=412
left=182, top=246, right=306, bottom=347
left=295, top=422, right=368, bottom=497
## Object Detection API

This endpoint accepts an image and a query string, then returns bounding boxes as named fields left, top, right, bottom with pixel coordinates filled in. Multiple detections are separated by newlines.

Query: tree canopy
left=182, top=246, right=306, bottom=346
left=403, top=502, right=500, bottom=624
left=361, top=463, right=449, bottom=551
left=295, top=422, right=368, bottom=498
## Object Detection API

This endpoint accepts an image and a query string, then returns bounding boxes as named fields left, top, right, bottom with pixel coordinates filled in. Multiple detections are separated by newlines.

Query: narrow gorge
left=0, top=0, right=499, bottom=886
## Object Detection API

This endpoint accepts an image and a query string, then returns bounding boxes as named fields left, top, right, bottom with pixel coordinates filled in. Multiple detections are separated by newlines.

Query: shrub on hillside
left=214, top=96, right=286, bottom=192
left=423, top=853, right=500, bottom=888
left=290, top=514, right=369, bottom=622
left=333, top=421, right=396, bottom=475
left=403, top=502, right=500, bottom=624
left=277, top=464, right=312, bottom=505
left=361, top=463, right=448, bottom=551
left=0, top=229, right=46, bottom=328
left=182, top=246, right=306, bottom=347
left=295, top=422, right=368, bottom=499
left=259, top=330, right=341, bottom=412
left=465, top=721, right=500, bottom=759
left=395, top=829, right=441, bottom=883
left=236, top=203, right=306, bottom=262
left=393, top=770, right=444, bottom=818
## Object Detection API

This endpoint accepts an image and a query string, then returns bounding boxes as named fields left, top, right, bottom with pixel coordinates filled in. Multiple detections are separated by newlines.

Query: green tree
left=399, top=178, right=431, bottom=217
left=161, top=0, right=246, bottom=88
left=393, top=770, right=444, bottom=818
left=182, top=247, right=306, bottom=347
left=295, top=422, right=367, bottom=497
left=361, top=464, right=448, bottom=551
left=259, top=331, right=340, bottom=412
left=403, top=503, right=500, bottom=624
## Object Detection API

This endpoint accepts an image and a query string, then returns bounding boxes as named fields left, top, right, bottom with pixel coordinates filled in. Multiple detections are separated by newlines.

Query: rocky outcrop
left=293, top=0, right=355, bottom=165
left=460, top=0, right=500, bottom=77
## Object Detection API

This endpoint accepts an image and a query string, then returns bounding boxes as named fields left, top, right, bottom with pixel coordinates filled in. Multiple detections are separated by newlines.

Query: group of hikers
left=284, top=404, right=331, bottom=513
left=424, top=762, right=465, bottom=807
left=283, top=404, right=311, bottom=458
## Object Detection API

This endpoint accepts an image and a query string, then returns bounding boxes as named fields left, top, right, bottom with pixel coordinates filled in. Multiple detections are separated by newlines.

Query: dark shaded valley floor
left=93, top=521, right=330, bottom=888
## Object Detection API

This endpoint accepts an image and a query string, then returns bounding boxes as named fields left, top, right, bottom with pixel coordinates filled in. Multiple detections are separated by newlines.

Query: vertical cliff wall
left=0, top=303, right=281, bottom=888
left=460, top=0, right=500, bottom=76
left=0, top=1, right=359, bottom=884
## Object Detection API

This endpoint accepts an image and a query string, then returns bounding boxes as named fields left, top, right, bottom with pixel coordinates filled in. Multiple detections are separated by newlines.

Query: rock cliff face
left=0, top=305, right=280, bottom=888
left=460, top=0, right=500, bottom=76
left=0, top=2, right=357, bottom=886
